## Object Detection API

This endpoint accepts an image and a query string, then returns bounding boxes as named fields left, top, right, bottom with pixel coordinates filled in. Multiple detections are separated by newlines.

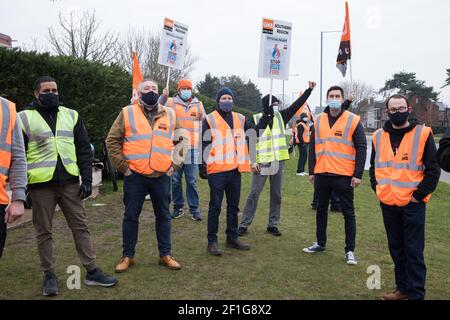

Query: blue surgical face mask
left=180, top=89, right=192, bottom=101
left=328, top=100, right=342, bottom=110
left=218, top=101, right=233, bottom=113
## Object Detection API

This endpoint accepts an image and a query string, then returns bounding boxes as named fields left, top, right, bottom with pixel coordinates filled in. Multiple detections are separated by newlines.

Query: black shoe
left=226, top=238, right=250, bottom=250
left=85, top=268, right=118, bottom=287
left=207, top=242, right=222, bottom=256
left=171, top=208, right=184, bottom=219
left=43, top=271, right=59, bottom=297
left=267, top=226, right=282, bottom=236
left=237, top=226, right=248, bottom=236
left=330, top=206, right=342, bottom=213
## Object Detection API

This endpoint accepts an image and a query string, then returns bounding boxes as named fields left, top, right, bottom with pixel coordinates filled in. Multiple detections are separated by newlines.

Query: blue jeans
left=122, top=171, right=172, bottom=257
left=172, top=149, right=200, bottom=215
left=207, top=169, right=241, bottom=244
left=381, top=201, right=427, bottom=300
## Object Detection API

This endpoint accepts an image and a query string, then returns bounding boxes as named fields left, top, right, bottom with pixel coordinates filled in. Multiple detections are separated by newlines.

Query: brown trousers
left=30, top=183, right=96, bottom=273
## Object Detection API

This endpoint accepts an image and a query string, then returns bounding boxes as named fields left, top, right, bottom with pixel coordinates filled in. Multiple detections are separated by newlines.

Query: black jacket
left=369, top=119, right=441, bottom=202
left=437, top=126, right=450, bottom=172
left=308, top=107, right=367, bottom=179
left=23, top=101, right=92, bottom=188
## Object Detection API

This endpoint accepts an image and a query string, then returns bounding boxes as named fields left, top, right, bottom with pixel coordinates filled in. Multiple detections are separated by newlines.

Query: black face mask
left=389, top=111, right=410, bottom=126
left=38, top=93, right=59, bottom=110
left=141, top=91, right=159, bottom=107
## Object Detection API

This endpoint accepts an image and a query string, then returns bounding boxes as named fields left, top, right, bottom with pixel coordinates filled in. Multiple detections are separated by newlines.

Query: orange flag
left=131, top=52, right=143, bottom=103
left=336, top=1, right=351, bottom=77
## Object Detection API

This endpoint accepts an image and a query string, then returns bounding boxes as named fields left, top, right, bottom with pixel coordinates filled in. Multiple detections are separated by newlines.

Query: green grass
left=1, top=158, right=449, bottom=300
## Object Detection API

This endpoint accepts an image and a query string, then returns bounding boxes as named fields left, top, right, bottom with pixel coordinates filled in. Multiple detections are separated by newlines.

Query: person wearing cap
left=200, top=87, right=268, bottom=256
left=292, top=112, right=313, bottom=176
left=160, top=79, right=206, bottom=221
left=237, top=82, right=316, bottom=238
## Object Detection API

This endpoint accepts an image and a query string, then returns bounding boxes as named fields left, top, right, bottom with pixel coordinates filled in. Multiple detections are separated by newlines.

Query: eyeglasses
left=387, top=106, right=408, bottom=114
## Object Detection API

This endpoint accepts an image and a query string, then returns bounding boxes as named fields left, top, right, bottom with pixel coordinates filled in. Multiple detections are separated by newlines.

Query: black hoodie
left=369, top=119, right=440, bottom=202
left=23, top=100, right=93, bottom=188
left=437, top=126, right=450, bottom=172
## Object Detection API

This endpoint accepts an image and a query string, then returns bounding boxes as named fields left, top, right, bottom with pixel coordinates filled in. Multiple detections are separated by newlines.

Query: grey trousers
left=240, top=161, right=285, bottom=229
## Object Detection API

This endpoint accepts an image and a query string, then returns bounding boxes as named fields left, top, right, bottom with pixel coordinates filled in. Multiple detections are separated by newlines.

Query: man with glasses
left=369, top=94, right=440, bottom=300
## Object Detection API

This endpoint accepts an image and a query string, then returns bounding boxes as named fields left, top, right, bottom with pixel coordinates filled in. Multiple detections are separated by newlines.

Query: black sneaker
left=237, top=226, right=248, bottom=236
left=43, top=271, right=59, bottom=297
left=267, top=226, right=282, bottom=236
left=85, top=268, right=118, bottom=287
left=302, top=242, right=326, bottom=253
left=171, top=208, right=184, bottom=219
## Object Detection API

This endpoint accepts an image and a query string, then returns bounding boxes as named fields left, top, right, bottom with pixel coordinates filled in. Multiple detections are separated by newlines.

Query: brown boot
left=207, top=242, right=223, bottom=256
left=159, top=255, right=181, bottom=270
left=115, top=256, right=135, bottom=273
left=226, top=238, right=250, bottom=250
left=382, top=290, right=408, bottom=300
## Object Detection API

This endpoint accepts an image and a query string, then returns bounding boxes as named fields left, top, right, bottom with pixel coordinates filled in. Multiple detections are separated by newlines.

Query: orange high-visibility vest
left=373, top=125, right=432, bottom=207
left=168, top=97, right=204, bottom=148
left=314, top=110, right=360, bottom=176
left=293, top=122, right=310, bottom=144
left=122, top=104, right=175, bottom=175
left=0, top=98, right=16, bottom=205
left=205, top=111, right=251, bottom=174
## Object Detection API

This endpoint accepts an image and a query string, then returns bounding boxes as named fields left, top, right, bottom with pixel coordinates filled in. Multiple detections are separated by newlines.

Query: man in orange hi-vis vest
left=106, top=79, right=187, bottom=273
left=160, top=79, right=206, bottom=221
left=0, top=97, right=27, bottom=259
left=303, top=86, right=367, bottom=266
left=199, top=87, right=267, bottom=256
left=370, top=94, right=440, bottom=301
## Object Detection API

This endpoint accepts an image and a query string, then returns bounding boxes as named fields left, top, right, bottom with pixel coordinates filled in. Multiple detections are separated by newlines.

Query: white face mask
left=272, top=105, right=279, bottom=112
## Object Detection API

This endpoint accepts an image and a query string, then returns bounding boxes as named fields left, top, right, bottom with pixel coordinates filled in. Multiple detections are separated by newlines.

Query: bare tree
left=47, top=10, right=119, bottom=64
left=115, top=28, right=198, bottom=88
left=339, top=80, right=375, bottom=113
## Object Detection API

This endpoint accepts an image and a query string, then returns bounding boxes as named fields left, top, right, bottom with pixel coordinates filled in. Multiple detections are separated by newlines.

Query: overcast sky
left=2, top=0, right=450, bottom=108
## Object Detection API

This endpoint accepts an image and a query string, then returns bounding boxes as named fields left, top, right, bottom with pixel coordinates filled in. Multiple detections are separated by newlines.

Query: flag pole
left=269, top=78, right=273, bottom=106
left=166, top=66, right=171, bottom=89
left=349, top=59, right=353, bottom=95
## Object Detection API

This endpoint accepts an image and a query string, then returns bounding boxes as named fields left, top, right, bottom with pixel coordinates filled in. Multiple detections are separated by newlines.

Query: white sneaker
left=345, top=251, right=358, bottom=265
left=145, top=195, right=151, bottom=201
left=302, top=242, right=326, bottom=253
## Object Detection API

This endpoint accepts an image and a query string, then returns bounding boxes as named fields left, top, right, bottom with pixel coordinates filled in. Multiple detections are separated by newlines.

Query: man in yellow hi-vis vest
left=19, top=76, right=117, bottom=297
left=238, top=81, right=316, bottom=237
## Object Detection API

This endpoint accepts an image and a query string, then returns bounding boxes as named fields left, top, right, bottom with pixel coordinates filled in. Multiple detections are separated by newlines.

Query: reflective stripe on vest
left=253, top=111, right=289, bottom=163
left=0, top=98, right=15, bottom=205
left=19, top=107, right=79, bottom=184
left=373, top=125, right=431, bottom=206
left=123, top=104, right=175, bottom=174
left=205, top=111, right=251, bottom=174
left=314, top=110, right=359, bottom=176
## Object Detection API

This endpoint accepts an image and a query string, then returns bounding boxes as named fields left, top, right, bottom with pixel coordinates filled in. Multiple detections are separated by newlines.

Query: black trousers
left=207, top=169, right=241, bottom=244
left=0, top=205, right=6, bottom=259
left=381, top=201, right=426, bottom=300
left=315, top=175, right=356, bottom=252
left=297, top=143, right=308, bottom=173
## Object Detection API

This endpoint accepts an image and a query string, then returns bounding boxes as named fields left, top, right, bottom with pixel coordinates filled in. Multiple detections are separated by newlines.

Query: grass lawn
left=1, top=157, right=449, bottom=300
